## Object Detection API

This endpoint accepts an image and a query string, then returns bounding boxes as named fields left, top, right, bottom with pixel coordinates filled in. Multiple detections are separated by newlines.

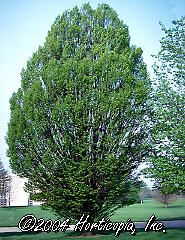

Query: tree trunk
left=81, top=231, right=95, bottom=237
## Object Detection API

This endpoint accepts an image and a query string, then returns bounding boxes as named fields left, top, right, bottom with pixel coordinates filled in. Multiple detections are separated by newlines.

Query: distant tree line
left=0, top=160, right=11, bottom=207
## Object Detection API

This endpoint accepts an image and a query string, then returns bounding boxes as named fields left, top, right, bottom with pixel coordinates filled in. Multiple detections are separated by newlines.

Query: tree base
left=67, top=231, right=96, bottom=238
left=81, top=231, right=95, bottom=237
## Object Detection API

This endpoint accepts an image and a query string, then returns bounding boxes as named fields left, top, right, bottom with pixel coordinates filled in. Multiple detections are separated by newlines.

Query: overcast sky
left=0, top=0, right=184, bottom=176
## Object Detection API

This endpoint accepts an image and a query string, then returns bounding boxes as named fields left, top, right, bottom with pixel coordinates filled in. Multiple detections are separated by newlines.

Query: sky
left=0, top=0, right=184, bottom=181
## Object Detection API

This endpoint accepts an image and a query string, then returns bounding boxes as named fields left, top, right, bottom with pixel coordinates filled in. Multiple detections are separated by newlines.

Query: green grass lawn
left=0, top=199, right=185, bottom=228
left=0, top=229, right=185, bottom=240
left=111, top=198, right=185, bottom=222
left=0, top=206, right=59, bottom=227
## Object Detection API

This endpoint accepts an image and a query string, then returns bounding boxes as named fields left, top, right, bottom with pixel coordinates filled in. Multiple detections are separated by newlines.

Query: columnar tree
left=7, top=4, right=151, bottom=221
left=145, top=17, right=185, bottom=194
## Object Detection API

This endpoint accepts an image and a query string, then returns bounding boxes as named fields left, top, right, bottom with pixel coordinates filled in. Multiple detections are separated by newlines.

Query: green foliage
left=145, top=17, right=185, bottom=194
left=7, top=4, right=151, bottom=221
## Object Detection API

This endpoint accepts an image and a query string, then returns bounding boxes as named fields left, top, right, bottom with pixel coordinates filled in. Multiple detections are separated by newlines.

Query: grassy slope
left=111, top=199, right=185, bottom=222
left=0, top=206, right=59, bottom=227
left=0, top=199, right=185, bottom=227
left=0, top=229, right=185, bottom=240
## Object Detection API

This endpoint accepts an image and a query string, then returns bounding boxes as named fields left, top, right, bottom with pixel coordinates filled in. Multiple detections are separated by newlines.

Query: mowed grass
left=0, top=229, right=185, bottom=240
left=111, top=198, right=185, bottom=222
left=0, top=199, right=185, bottom=227
left=0, top=206, right=59, bottom=227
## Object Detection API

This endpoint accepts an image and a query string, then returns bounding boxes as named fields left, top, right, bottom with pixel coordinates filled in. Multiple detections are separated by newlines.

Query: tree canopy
left=7, top=3, right=151, bottom=221
left=145, top=16, right=185, bottom=194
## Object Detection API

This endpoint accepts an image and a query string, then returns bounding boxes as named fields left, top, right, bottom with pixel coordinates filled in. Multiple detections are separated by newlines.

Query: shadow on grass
left=0, top=230, right=130, bottom=239
left=0, top=206, right=30, bottom=210
left=157, top=205, right=184, bottom=208
left=65, top=230, right=113, bottom=237
left=0, top=232, right=39, bottom=238
left=158, top=217, right=185, bottom=221
left=1, top=228, right=185, bottom=239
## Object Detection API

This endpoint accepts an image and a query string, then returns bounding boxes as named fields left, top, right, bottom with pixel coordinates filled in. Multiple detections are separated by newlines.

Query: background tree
left=138, top=184, right=152, bottom=204
left=7, top=3, right=151, bottom=222
left=152, top=189, right=178, bottom=208
left=0, top=160, right=11, bottom=207
left=145, top=17, right=185, bottom=194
